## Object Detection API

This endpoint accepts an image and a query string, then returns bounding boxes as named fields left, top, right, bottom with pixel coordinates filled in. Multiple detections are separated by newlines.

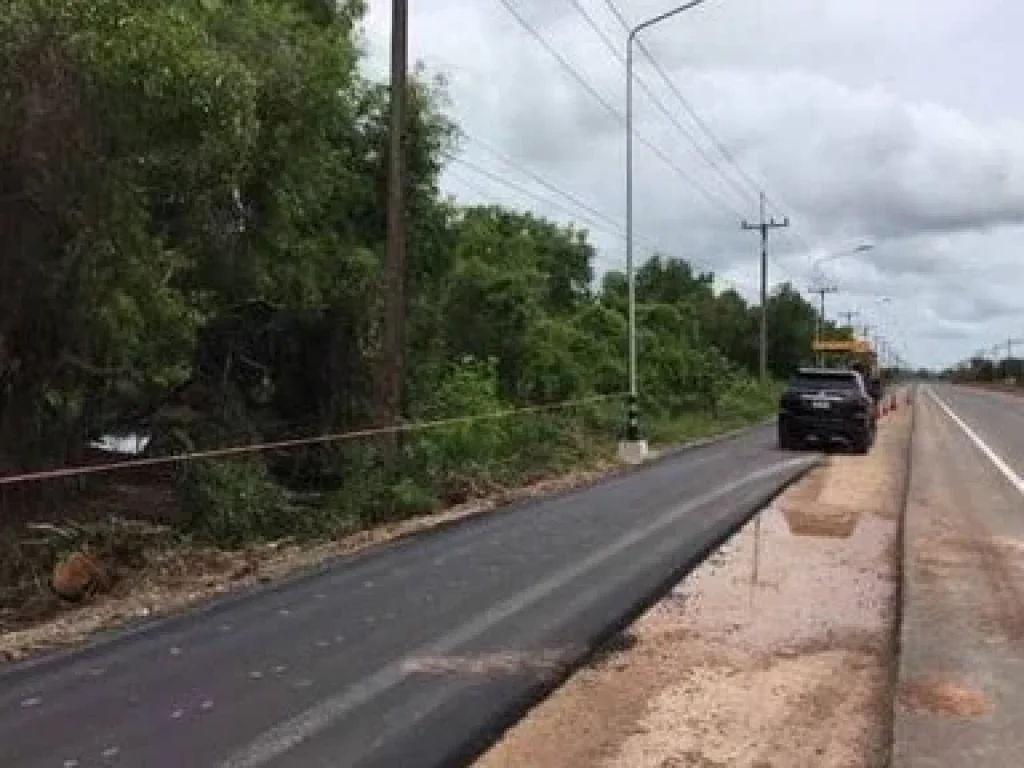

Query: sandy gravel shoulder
left=475, top=403, right=912, bottom=768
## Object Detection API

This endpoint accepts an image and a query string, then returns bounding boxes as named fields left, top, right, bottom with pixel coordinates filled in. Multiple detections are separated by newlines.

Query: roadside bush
left=416, top=356, right=508, bottom=475
left=180, top=458, right=294, bottom=547
left=719, top=376, right=778, bottom=422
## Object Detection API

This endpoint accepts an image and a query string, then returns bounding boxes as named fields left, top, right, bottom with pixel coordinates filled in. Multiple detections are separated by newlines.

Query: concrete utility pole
left=379, top=0, right=408, bottom=459
left=811, top=283, right=838, bottom=366
left=621, top=0, right=708, bottom=462
left=742, top=191, right=789, bottom=381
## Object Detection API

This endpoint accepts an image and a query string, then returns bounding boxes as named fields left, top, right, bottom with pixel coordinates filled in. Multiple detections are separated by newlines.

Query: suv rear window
left=789, top=372, right=861, bottom=391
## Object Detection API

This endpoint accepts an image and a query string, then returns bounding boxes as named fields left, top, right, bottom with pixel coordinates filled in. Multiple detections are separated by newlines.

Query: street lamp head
left=852, top=243, right=874, bottom=253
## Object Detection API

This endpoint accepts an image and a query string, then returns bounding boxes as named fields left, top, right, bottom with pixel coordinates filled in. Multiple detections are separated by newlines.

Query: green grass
left=644, top=410, right=771, bottom=447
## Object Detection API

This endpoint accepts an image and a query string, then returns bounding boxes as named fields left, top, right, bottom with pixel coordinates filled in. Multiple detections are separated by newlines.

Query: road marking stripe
left=927, top=387, right=1024, bottom=496
left=216, top=454, right=816, bottom=768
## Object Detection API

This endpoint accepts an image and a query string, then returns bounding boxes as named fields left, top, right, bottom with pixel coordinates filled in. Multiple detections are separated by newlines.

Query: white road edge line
left=216, top=454, right=816, bottom=768
left=926, top=386, right=1024, bottom=496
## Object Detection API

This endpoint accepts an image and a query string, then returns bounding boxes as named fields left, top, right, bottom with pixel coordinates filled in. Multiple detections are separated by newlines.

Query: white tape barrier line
left=926, top=387, right=1024, bottom=497
left=217, top=454, right=816, bottom=768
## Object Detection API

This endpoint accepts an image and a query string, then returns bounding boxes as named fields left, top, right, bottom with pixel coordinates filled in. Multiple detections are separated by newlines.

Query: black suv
left=777, top=368, right=877, bottom=453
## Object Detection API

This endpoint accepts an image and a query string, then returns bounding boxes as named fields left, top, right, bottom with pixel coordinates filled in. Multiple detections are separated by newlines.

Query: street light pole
left=809, top=242, right=874, bottom=274
left=624, top=0, right=709, bottom=452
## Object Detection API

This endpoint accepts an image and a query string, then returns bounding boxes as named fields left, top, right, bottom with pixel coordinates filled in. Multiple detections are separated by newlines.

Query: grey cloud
left=362, top=0, right=1024, bottom=367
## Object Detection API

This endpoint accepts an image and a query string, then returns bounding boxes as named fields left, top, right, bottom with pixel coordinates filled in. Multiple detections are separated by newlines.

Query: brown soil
left=474, top=400, right=912, bottom=768
left=898, top=679, right=990, bottom=717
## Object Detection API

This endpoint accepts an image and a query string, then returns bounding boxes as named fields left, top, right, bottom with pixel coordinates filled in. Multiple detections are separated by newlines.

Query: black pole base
left=626, top=394, right=640, bottom=441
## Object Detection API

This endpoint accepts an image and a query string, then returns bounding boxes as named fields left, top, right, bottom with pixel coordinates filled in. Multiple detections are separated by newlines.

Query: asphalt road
left=0, top=425, right=816, bottom=768
left=894, top=384, right=1024, bottom=767
left=923, top=383, right=1024, bottom=481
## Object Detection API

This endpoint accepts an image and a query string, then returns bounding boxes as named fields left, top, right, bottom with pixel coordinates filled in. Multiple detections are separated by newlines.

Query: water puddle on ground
left=672, top=486, right=897, bottom=657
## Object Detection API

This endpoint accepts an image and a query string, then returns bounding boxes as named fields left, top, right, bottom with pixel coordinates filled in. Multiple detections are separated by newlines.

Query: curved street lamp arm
left=629, top=0, right=710, bottom=42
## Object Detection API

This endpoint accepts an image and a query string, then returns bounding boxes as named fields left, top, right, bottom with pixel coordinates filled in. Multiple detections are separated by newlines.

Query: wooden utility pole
left=811, top=284, right=838, bottom=366
left=742, top=192, right=788, bottom=381
left=378, top=0, right=408, bottom=461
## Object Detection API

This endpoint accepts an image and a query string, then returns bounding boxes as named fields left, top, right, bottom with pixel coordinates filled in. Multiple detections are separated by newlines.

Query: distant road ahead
left=0, top=425, right=814, bottom=768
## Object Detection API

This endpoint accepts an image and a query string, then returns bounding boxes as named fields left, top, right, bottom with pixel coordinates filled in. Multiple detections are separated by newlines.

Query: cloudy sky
left=359, top=0, right=1024, bottom=369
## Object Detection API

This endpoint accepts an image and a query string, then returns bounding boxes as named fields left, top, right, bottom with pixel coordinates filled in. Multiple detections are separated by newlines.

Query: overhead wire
left=444, top=144, right=760, bottom=294
left=493, top=0, right=747, bottom=221
left=462, top=131, right=736, bottom=268
left=484, top=0, right=816, bottom=299
left=599, top=0, right=769, bottom=202
left=598, top=0, right=824, bottom=269
left=565, top=0, right=754, bottom=212
left=446, top=154, right=625, bottom=237
left=456, top=134, right=625, bottom=233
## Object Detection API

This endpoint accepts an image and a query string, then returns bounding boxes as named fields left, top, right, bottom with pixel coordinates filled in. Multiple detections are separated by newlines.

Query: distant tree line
left=945, top=357, right=1024, bottom=384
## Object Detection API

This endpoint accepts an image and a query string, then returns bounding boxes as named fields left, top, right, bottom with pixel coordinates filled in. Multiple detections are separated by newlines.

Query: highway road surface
left=895, top=384, right=1024, bottom=767
left=0, top=425, right=815, bottom=768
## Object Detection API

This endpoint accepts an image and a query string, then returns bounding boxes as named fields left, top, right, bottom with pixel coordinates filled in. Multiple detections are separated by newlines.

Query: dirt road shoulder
left=474, top=400, right=913, bottom=768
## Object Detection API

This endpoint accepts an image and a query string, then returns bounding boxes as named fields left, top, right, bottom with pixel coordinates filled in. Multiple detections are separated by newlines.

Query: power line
left=493, top=0, right=746, bottom=220
left=600, top=0, right=765, bottom=199
left=565, top=0, right=754, bottom=212
left=495, top=0, right=620, bottom=121
left=443, top=167, right=508, bottom=203
left=465, top=132, right=764, bottom=281
left=590, top=0, right=811, bottom=301
left=601, top=0, right=819, bottom=249
left=457, top=140, right=783, bottom=295
left=461, top=133, right=625, bottom=233
left=446, top=154, right=624, bottom=238
left=443, top=151, right=757, bottom=294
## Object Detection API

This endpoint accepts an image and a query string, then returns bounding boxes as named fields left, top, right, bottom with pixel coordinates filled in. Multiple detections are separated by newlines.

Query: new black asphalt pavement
left=0, top=424, right=817, bottom=768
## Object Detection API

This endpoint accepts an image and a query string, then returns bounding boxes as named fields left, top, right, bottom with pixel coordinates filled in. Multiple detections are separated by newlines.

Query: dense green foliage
left=0, top=0, right=835, bottom=543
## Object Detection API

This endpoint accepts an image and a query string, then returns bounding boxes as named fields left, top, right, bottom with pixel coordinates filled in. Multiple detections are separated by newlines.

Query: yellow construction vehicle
left=812, top=338, right=883, bottom=398
left=812, top=338, right=878, bottom=376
